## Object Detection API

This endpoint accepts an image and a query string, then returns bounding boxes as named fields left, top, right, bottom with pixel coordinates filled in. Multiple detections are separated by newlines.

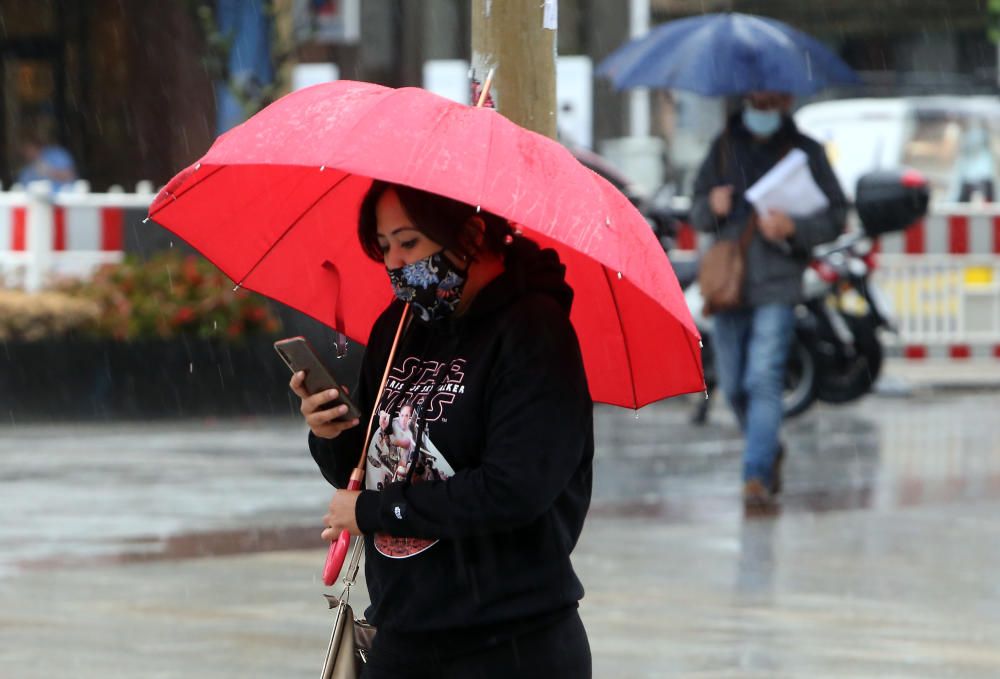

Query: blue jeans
left=712, top=304, right=796, bottom=483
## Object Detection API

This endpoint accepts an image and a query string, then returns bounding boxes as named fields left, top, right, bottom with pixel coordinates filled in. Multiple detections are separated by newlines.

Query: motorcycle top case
left=855, top=170, right=930, bottom=237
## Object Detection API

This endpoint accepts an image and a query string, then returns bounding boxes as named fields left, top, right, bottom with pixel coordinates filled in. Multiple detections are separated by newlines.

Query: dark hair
left=358, top=180, right=513, bottom=262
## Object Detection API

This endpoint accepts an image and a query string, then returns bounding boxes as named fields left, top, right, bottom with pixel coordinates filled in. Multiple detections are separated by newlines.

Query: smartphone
left=274, top=336, right=362, bottom=421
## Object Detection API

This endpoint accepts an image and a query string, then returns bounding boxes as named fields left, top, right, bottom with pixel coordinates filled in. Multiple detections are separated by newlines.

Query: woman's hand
left=289, top=371, right=360, bottom=439
left=322, top=490, right=361, bottom=538
left=758, top=210, right=796, bottom=241
left=709, top=185, right=733, bottom=217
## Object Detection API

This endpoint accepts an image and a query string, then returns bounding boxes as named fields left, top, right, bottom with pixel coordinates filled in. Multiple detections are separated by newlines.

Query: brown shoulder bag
left=697, top=217, right=756, bottom=316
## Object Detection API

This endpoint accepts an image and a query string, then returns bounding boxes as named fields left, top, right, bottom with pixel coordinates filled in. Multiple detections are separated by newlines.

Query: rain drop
left=189, top=362, right=194, bottom=374
left=142, top=217, right=149, bottom=223
left=320, top=165, right=326, bottom=172
left=617, top=272, right=623, bottom=280
left=195, top=162, right=201, bottom=170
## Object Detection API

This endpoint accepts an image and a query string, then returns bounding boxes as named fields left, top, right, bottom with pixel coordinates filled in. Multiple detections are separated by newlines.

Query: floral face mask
left=386, top=250, right=468, bottom=323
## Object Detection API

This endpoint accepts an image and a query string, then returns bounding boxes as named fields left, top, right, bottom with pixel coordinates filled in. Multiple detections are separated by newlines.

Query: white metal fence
left=875, top=254, right=1000, bottom=357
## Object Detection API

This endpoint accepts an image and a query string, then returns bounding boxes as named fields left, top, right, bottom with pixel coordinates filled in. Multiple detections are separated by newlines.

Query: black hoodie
left=309, top=236, right=594, bottom=634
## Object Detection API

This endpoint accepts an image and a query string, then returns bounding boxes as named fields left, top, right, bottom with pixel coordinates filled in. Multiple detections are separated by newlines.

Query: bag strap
left=716, top=130, right=729, bottom=180
left=738, top=214, right=757, bottom=252
left=342, top=533, right=365, bottom=589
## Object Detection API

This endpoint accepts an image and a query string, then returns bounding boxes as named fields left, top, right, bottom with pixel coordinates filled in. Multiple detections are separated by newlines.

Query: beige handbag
left=321, top=537, right=375, bottom=679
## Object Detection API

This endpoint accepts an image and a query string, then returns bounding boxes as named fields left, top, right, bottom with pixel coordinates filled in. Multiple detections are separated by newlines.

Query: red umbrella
left=149, top=80, right=703, bottom=408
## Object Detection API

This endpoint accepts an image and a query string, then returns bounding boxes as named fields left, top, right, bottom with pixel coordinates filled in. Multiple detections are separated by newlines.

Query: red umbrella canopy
left=149, top=80, right=703, bottom=408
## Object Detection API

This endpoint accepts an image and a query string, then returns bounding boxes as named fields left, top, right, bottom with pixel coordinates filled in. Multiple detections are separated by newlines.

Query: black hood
left=463, top=235, right=574, bottom=321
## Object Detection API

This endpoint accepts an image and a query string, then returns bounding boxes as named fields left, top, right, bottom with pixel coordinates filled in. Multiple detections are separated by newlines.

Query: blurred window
left=900, top=111, right=960, bottom=199
left=0, top=1, right=55, bottom=36
left=3, top=59, right=58, bottom=180
left=902, top=106, right=1000, bottom=201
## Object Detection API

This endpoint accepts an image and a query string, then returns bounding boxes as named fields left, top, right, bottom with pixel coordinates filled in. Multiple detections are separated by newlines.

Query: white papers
left=744, top=148, right=829, bottom=218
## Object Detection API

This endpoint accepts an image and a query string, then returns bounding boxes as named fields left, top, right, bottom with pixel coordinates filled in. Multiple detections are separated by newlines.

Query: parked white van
left=795, top=96, right=1000, bottom=202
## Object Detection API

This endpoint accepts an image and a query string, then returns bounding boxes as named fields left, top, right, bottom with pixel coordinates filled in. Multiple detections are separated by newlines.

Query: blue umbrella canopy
left=597, top=13, right=859, bottom=96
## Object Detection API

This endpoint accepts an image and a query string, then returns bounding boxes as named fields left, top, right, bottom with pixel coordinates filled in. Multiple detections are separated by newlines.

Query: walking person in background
left=691, top=91, right=847, bottom=507
left=290, top=180, right=594, bottom=677
left=950, top=122, right=995, bottom=203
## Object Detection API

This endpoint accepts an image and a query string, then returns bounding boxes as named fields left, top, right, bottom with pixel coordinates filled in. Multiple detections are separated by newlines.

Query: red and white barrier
left=0, top=181, right=153, bottom=291
left=0, top=197, right=27, bottom=252
left=672, top=202, right=1000, bottom=359
left=2, top=186, right=998, bottom=359
left=875, top=204, right=1000, bottom=257
left=51, top=205, right=125, bottom=252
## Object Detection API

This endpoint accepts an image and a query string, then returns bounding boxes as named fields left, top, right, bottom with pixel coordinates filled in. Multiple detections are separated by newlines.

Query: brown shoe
left=770, top=444, right=785, bottom=495
left=743, top=478, right=773, bottom=507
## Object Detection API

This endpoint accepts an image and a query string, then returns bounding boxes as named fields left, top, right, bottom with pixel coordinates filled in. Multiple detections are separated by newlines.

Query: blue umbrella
left=597, top=13, right=859, bottom=96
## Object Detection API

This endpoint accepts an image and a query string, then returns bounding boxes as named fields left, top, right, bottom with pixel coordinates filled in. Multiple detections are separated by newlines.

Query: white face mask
left=742, top=106, right=783, bottom=138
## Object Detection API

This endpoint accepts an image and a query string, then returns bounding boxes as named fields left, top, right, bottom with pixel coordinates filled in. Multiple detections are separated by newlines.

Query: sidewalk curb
left=877, top=358, right=1000, bottom=395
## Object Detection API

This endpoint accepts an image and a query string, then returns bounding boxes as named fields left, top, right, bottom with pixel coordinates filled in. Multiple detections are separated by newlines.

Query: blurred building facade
left=0, top=1, right=216, bottom=191
left=0, top=0, right=993, bottom=191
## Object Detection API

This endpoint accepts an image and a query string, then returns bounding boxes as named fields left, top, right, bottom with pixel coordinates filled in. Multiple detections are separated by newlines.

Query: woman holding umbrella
left=291, top=180, right=594, bottom=678
left=149, top=78, right=703, bottom=677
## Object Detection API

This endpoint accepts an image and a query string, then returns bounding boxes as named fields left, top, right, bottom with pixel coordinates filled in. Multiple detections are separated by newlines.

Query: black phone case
left=274, top=337, right=362, bottom=420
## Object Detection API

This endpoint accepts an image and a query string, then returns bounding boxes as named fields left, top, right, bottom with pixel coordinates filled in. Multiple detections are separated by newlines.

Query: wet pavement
left=2, top=388, right=1000, bottom=677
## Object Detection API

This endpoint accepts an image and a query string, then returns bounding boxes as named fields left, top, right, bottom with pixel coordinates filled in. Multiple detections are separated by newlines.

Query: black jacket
left=690, top=111, right=848, bottom=306
left=309, top=236, right=594, bottom=633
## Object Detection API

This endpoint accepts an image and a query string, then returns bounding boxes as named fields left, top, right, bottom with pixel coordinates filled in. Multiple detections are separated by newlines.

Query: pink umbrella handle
left=323, top=531, right=351, bottom=586
left=322, top=476, right=363, bottom=586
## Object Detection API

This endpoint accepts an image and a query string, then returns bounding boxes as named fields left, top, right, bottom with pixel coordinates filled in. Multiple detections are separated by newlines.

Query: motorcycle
left=644, top=169, right=929, bottom=424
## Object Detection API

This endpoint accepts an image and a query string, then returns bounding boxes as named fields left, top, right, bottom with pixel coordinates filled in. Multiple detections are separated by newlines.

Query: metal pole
left=470, top=0, right=557, bottom=139
left=629, top=0, right=650, bottom=138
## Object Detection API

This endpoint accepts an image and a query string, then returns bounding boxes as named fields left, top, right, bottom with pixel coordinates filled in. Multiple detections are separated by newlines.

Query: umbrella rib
left=602, top=265, right=639, bottom=410
left=683, top=326, right=707, bottom=394
left=235, top=172, right=353, bottom=287
left=148, top=165, right=226, bottom=218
